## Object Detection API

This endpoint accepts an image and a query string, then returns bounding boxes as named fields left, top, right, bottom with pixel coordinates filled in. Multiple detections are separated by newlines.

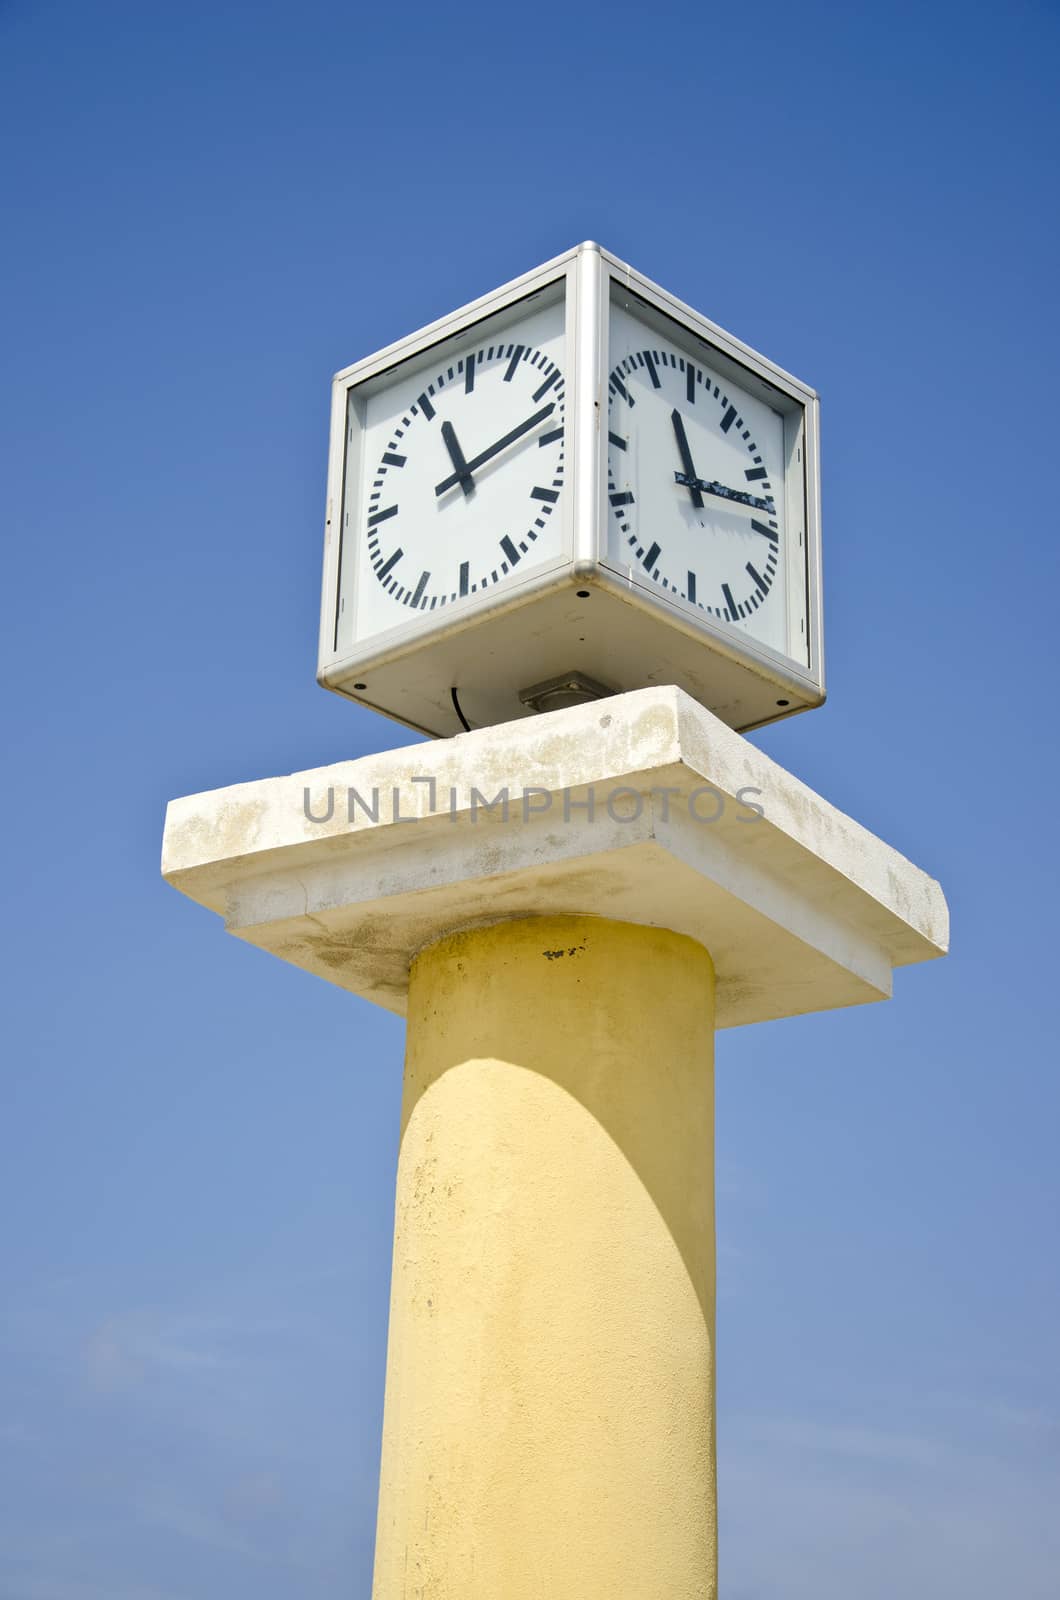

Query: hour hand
left=435, top=403, right=555, bottom=497
left=440, top=421, right=475, bottom=498
left=670, top=410, right=704, bottom=509
left=673, top=472, right=775, bottom=513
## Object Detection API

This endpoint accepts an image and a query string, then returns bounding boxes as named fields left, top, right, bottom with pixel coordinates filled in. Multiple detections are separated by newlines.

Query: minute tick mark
left=368, top=505, right=398, bottom=527
left=746, top=562, right=769, bottom=598
left=533, top=370, right=559, bottom=403
left=751, top=519, right=778, bottom=544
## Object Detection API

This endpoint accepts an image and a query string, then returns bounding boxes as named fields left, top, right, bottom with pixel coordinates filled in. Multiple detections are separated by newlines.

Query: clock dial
left=350, top=315, right=565, bottom=642
left=606, top=305, right=795, bottom=658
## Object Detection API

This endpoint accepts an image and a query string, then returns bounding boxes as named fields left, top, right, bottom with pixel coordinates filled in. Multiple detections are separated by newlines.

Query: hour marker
left=610, top=373, right=631, bottom=403
left=381, top=452, right=407, bottom=467
left=643, top=542, right=661, bottom=571
left=368, top=505, right=398, bottom=527
left=687, top=571, right=697, bottom=604
left=533, top=370, right=559, bottom=403
left=608, top=430, right=627, bottom=450
left=411, top=570, right=430, bottom=606
left=720, top=405, right=737, bottom=433
left=750, top=518, right=778, bottom=544
left=745, top=466, right=768, bottom=481
left=418, top=392, right=435, bottom=420
left=504, top=345, right=525, bottom=382
left=643, top=352, right=661, bottom=389
left=746, top=562, right=769, bottom=597
left=686, top=366, right=696, bottom=404
left=378, top=548, right=403, bottom=580
left=531, top=486, right=559, bottom=503
left=722, top=582, right=739, bottom=619
left=459, top=561, right=469, bottom=597
left=610, top=490, right=634, bottom=506
left=500, top=535, right=520, bottom=566
left=465, top=353, right=475, bottom=394
left=539, top=427, right=564, bottom=447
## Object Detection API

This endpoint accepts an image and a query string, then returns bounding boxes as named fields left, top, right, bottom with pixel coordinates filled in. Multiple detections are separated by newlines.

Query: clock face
left=344, top=295, right=566, bottom=646
left=606, top=300, right=803, bottom=663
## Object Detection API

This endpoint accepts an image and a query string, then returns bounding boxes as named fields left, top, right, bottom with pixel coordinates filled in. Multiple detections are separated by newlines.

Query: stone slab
left=161, top=686, right=948, bottom=1029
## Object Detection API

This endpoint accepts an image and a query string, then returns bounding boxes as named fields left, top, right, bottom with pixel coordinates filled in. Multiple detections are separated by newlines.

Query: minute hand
left=435, top=403, right=555, bottom=497
left=674, top=471, right=774, bottom=513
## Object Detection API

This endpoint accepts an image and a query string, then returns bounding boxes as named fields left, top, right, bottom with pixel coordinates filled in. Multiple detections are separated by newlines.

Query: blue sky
left=2, top=1, right=1058, bottom=1595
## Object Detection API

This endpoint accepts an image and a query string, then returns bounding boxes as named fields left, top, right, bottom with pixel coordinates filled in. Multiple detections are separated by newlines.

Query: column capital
left=162, top=685, right=947, bottom=1029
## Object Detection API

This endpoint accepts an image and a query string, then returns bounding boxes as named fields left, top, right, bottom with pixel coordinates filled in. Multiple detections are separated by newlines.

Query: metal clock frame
left=585, top=247, right=824, bottom=701
left=319, top=251, right=583, bottom=683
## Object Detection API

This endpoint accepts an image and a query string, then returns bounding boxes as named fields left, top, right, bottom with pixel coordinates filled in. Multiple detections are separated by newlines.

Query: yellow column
left=371, top=914, right=717, bottom=1600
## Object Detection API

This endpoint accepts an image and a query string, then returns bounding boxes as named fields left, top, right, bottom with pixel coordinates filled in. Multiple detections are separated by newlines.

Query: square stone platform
left=161, top=686, right=948, bottom=1029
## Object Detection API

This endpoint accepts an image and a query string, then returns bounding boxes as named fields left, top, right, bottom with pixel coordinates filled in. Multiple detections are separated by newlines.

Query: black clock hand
left=440, top=420, right=475, bottom=498
left=673, top=471, right=775, bottom=513
left=670, top=410, right=704, bottom=509
left=435, top=403, right=556, bottom=497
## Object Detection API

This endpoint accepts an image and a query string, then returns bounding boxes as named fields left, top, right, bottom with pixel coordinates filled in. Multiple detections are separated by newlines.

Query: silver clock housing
left=318, top=242, right=823, bottom=737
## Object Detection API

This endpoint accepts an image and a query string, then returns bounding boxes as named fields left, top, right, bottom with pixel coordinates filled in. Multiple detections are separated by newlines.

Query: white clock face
left=606, top=300, right=804, bottom=663
left=344, top=295, right=565, bottom=646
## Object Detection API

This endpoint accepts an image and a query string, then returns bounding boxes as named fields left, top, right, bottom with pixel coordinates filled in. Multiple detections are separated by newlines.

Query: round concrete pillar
left=371, top=914, right=717, bottom=1600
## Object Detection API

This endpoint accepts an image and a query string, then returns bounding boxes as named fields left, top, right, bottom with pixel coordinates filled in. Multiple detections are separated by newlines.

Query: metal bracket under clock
left=518, top=671, right=616, bottom=715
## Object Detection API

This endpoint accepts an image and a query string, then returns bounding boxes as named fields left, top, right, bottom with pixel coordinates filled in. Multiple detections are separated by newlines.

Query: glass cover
left=606, top=291, right=804, bottom=663
left=338, top=286, right=566, bottom=652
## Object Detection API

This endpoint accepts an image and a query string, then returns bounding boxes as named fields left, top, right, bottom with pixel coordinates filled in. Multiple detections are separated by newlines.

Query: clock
left=318, top=244, right=823, bottom=737
left=341, top=287, right=567, bottom=651
left=604, top=292, right=805, bottom=667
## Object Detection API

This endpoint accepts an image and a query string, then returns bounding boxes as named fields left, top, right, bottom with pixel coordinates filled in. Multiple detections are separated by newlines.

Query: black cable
left=450, top=686, right=473, bottom=732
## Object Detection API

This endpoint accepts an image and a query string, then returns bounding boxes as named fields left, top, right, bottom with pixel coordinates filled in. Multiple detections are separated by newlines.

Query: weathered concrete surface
left=372, top=915, right=718, bottom=1600
left=161, top=685, right=948, bottom=1028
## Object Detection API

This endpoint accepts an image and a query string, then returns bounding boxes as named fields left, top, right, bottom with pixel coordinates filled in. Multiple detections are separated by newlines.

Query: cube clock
left=318, top=242, right=823, bottom=736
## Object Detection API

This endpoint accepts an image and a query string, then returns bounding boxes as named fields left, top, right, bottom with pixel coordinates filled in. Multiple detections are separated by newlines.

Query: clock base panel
left=320, top=578, right=822, bottom=739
